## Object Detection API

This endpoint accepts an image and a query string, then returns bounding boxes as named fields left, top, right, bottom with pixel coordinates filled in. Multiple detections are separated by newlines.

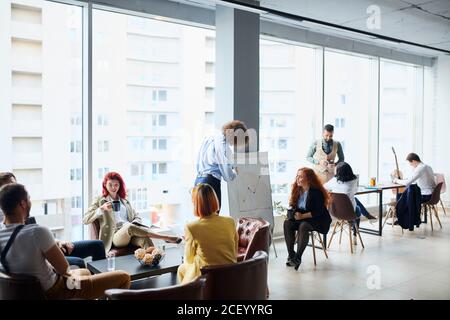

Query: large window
left=1, top=1, right=432, bottom=240
left=324, top=50, right=378, bottom=186
left=0, top=0, right=83, bottom=240
left=92, top=10, right=215, bottom=228
left=259, top=39, right=322, bottom=210
left=379, top=60, right=424, bottom=182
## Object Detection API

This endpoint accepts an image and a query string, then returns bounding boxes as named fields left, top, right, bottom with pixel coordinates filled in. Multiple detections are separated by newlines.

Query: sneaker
left=367, top=214, right=377, bottom=220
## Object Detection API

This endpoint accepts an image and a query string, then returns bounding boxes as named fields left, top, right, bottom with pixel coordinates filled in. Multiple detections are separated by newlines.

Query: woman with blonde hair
left=177, top=183, right=238, bottom=284
left=284, top=168, right=332, bottom=270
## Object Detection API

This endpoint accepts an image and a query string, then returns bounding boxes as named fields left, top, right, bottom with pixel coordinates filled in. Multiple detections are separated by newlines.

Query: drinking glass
left=107, top=252, right=116, bottom=271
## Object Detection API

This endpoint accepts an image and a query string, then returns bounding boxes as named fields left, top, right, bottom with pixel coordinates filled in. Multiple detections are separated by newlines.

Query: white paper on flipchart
left=226, top=152, right=274, bottom=227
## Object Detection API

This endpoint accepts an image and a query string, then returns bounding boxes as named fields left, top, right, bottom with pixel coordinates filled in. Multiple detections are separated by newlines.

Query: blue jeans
left=65, top=240, right=106, bottom=268
left=351, top=205, right=364, bottom=235
left=355, top=197, right=371, bottom=218
left=194, top=175, right=221, bottom=208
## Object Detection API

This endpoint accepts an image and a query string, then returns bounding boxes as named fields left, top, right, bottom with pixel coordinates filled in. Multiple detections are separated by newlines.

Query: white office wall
left=424, top=55, right=450, bottom=204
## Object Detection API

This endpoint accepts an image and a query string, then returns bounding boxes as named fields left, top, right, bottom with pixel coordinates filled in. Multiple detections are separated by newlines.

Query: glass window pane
left=1, top=1, right=83, bottom=240
left=324, top=51, right=378, bottom=184
left=323, top=50, right=378, bottom=205
left=379, top=60, right=423, bottom=183
left=93, top=10, right=215, bottom=229
left=260, top=39, right=322, bottom=212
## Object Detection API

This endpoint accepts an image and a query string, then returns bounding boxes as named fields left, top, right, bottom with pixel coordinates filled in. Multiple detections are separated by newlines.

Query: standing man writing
left=306, top=124, right=345, bottom=183
left=195, top=120, right=248, bottom=209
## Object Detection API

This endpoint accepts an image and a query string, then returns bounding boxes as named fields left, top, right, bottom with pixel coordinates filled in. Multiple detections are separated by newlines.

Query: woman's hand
left=294, top=212, right=302, bottom=220
left=100, top=202, right=112, bottom=212
left=165, top=236, right=183, bottom=244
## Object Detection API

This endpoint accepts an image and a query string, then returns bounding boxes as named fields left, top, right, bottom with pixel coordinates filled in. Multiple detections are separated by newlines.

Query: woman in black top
left=284, top=167, right=332, bottom=270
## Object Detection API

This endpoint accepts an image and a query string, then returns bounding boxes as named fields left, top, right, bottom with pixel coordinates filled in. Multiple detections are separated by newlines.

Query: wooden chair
left=294, top=230, right=328, bottom=266
left=422, top=182, right=443, bottom=231
left=434, top=173, right=447, bottom=215
left=382, top=199, right=404, bottom=234
left=327, top=193, right=364, bottom=254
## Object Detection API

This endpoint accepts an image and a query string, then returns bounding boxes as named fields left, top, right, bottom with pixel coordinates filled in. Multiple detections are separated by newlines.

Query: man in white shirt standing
left=195, top=120, right=247, bottom=209
left=392, top=153, right=436, bottom=203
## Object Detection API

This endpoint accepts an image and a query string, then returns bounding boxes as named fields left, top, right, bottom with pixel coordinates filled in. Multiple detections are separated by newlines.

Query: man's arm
left=214, top=134, right=236, bottom=182
left=306, top=142, right=318, bottom=164
left=35, top=227, right=70, bottom=276
left=44, top=245, right=70, bottom=276
left=394, top=165, right=424, bottom=187
left=336, top=142, right=345, bottom=163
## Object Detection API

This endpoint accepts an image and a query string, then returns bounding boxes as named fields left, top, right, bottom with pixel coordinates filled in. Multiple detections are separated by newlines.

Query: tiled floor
left=267, top=208, right=450, bottom=300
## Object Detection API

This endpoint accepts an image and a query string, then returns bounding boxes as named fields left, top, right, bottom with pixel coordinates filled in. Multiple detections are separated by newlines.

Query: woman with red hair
left=283, top=168, right=332, bottom=270
left=83, top=172, right=180, bottom=253
left=177, top=183, right=238, bottom=284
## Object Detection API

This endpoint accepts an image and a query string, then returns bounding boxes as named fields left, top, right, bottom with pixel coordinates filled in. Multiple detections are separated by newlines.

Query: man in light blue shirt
left=195, top=120, right=248, bottom=208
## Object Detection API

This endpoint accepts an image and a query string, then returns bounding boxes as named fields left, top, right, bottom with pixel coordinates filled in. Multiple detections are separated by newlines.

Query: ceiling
left=175, top=0, right=450, bottom=55
left=237, top=0, right=450, bottom=54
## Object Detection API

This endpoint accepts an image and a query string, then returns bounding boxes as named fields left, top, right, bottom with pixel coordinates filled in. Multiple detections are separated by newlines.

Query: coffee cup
left=112, top=200, right=121, bottom=212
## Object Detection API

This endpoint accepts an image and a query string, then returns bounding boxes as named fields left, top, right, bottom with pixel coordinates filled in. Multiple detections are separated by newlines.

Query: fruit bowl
left=134, top=247, right=165, bottom=267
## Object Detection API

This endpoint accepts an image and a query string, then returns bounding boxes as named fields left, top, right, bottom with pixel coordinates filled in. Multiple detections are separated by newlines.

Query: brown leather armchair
left=90, top=219, right=139, bottom=257
left=237, top=217, right=270, bottom=262
left=104, top=276, right=206, bottom=300
left=200, top=250, right=268, bottom=300
left=0, top=271, right=46, bottom=300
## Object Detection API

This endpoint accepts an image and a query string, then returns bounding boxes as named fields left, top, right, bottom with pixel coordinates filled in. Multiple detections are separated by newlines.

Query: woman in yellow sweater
left=178, top=183, right=238, bottom=284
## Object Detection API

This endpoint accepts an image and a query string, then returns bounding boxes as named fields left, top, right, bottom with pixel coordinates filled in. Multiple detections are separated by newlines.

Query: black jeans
left=194, top=175, right=222, bottom=208
left=283, top=219, right=314, bottom=260
left=66, top=240, right=106, bottom=268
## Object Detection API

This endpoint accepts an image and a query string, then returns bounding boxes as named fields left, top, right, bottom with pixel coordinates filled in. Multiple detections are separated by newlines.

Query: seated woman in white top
left=324, top=162, right=365, bottom=244
left=392, top=153, right=436, bottom=203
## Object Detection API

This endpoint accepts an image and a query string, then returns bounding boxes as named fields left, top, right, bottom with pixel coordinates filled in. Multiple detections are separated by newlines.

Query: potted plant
left=273, top=201, right=288, bottom=218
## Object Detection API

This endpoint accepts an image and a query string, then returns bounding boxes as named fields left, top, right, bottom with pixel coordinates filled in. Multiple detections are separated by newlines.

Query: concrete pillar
left=215, top=5, right=260, bottom=151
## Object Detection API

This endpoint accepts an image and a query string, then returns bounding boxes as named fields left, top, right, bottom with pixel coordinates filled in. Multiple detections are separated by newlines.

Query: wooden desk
left=355, top=183, right=405, bottom=236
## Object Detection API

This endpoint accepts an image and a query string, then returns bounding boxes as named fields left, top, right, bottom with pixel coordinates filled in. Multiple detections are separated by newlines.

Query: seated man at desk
left=392, top=153, right=436, bottom=203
